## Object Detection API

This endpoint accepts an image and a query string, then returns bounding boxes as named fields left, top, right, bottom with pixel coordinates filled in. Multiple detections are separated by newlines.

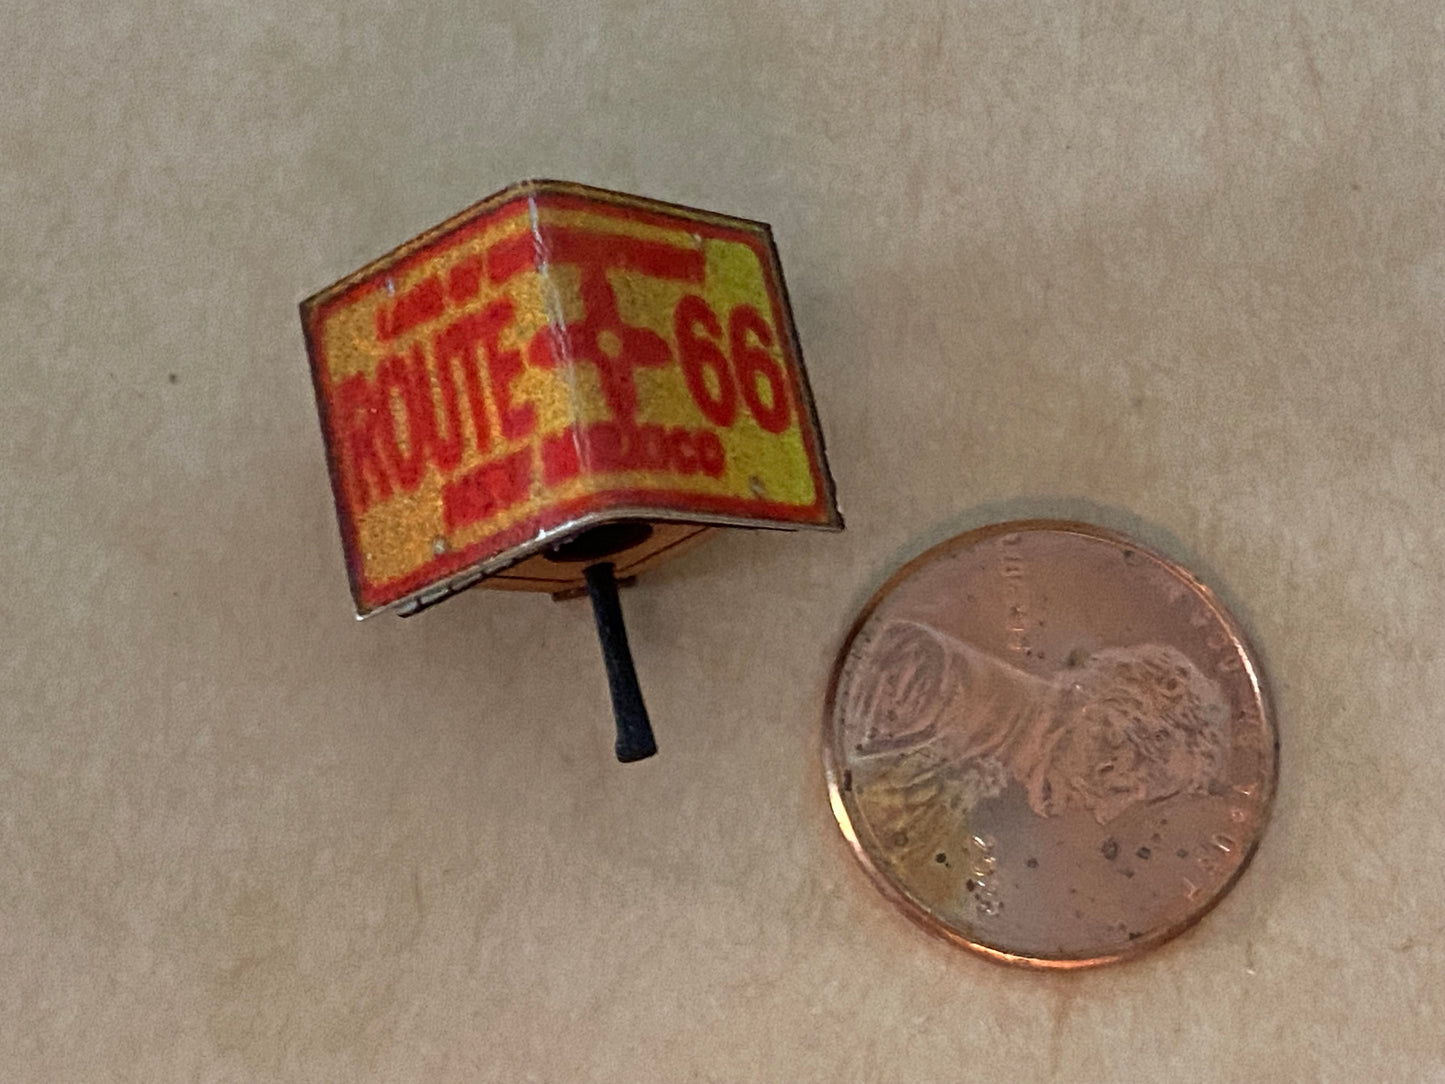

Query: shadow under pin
left=546, top=522, right=658, bottom=762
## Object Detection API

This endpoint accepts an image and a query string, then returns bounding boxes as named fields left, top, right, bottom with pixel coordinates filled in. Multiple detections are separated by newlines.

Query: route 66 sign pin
left=301, top=180, right=840, bottom=760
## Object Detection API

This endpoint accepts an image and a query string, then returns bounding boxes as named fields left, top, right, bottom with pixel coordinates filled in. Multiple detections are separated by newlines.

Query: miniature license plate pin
left=301, top=180, right=841, bottom=761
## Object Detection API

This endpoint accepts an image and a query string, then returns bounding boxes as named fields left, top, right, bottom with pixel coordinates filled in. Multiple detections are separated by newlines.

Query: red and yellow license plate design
left=301, top=181, right=840, bottom=615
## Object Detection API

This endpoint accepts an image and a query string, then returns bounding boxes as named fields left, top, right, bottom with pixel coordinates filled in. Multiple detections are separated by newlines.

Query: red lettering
left=376, top=352, right=428, bottom=489
left=575, top=422, right=725, bottom=479
left=675, top=294, right=738, bottom=427
left=331, top=225, right=767, bottom=529
left=432, top=312, right=494, bottom=460
left=541, top=429, right=582, bottom=485
left=447, top=256, right=483, bottom=305
left=408, top=340, right=463, bottom=473
left=696, top=429, right=726, bottom=477
left=487, top=232, right=536, bottom=284
left=384, top=341, right=471, bottom=474
left=665, top=427, right=701, bottom=474
left=376, top=276, right=445, bottom=341
left=478, top=297, right=535, bottom=440
left=634, top=424, right=668, bottom=470
left=332, top=373, right=395, bottom=513
left=729, top=304, right=790, bottom=433
left=442, top=448, right=532, bottom=530
left=587, top=421, right=628, bottom=473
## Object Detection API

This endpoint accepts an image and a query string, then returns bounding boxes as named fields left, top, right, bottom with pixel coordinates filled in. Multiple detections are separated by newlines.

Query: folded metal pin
left=301, top=180, right=840, bottom=761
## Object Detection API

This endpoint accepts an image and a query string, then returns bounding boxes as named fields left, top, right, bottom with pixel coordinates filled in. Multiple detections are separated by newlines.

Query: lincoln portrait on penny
left=844, top=619, right=1231, bottom=826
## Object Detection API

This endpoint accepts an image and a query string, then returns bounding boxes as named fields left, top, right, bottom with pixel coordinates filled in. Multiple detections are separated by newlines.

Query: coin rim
left=823, top=519, right=1279, bottom=969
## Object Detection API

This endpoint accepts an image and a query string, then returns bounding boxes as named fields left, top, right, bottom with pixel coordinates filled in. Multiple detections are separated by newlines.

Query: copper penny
left=824, top=521, right=1277, bottom=968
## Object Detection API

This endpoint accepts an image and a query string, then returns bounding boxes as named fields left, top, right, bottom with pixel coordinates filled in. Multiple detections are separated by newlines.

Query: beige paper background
left=2, top=2, right=1442, bottom=1080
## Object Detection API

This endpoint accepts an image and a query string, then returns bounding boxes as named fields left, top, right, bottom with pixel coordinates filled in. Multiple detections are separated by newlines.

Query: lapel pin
left=302, top=180, right=841, bottom=761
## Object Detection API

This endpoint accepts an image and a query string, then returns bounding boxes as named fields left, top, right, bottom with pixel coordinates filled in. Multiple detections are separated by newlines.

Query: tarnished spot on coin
left=824, top=521, right=1277, bottom=968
